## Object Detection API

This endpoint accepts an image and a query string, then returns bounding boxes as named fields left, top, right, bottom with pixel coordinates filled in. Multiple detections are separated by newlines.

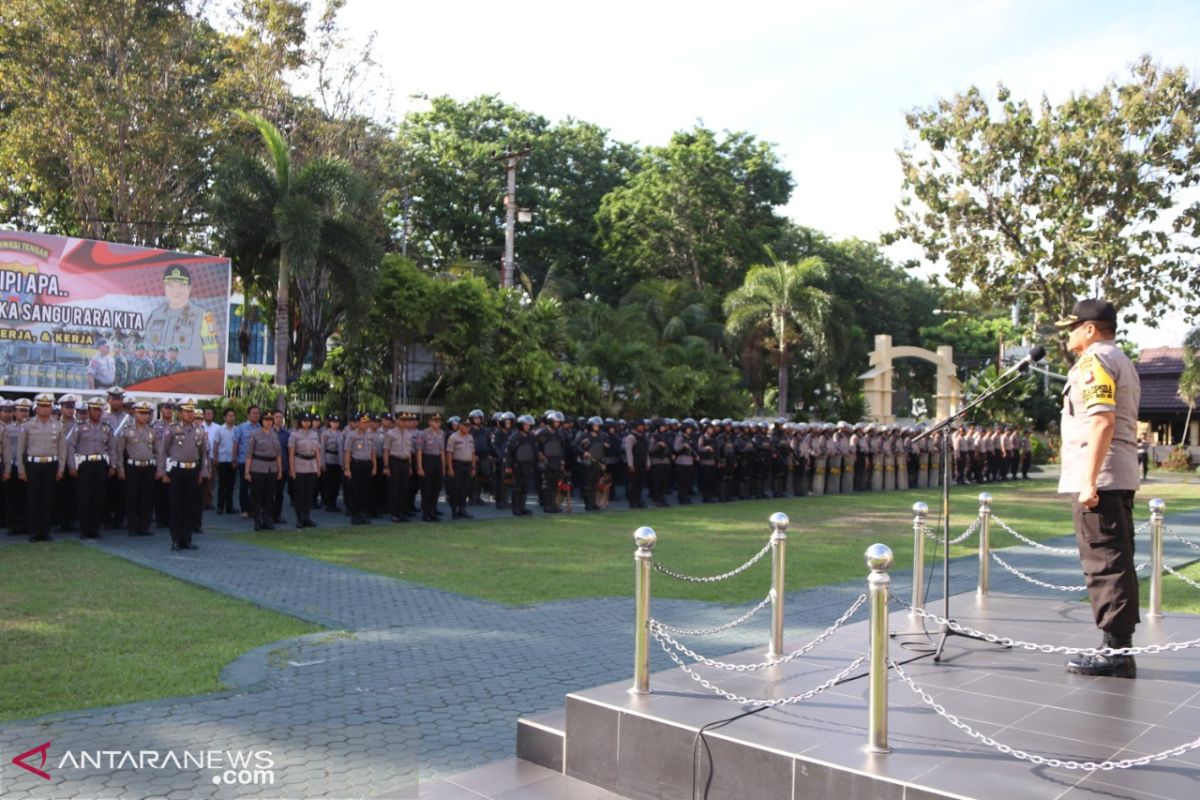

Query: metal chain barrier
left=990, top=552, right=1087, bottom=591
left=903, top=603, right=1200, bottom=655
left=651, top=593, right=773, bottom=636
left=650, top=594, right=868, bottom=672
left=1135, top=521, right=1151, bottom=533
left=1165, top=526, right=1200, bottom=554
left=892, top=660, right=1200, bottom=770
left=655, top=637, right=867, bottom=707
left=1164, top=563, right=1200, bottom=590
left=652, top=540, right=773, bottom=583
left=990, top=515, right=1078, bottom=555
left=924, top=517, right=979, bottom=546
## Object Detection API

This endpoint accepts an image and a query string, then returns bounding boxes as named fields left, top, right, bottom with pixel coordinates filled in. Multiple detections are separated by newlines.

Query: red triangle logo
left=12, top=741, right=52, bottom=780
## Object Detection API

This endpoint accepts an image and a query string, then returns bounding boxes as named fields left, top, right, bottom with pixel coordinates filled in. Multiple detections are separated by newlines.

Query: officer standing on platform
left=415, top=413, right=444, bottom=522
left=1056, top=299, right=1142, bottom=678
left=118, top=399, right=158, bottom=536
left=65, top=396, right=116, bottom=539
left=157, top=398, right=206, bottom=551
left=17, top=394, right=66, bottom=542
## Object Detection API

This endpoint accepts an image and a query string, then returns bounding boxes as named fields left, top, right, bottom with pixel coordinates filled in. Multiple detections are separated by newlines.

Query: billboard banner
left=0, top=230, right=231, bottom=398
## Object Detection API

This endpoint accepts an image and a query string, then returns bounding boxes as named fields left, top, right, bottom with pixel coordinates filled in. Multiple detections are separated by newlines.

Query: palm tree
left=1178, top=327, right=1200, bottom=445
left=724, top=251, right=831, bottom=416
left=214, top=111, right=377, bottom=389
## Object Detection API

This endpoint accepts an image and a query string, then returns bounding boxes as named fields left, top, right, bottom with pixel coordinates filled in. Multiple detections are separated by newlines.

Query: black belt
left=296, top=454, right=316, bottom=460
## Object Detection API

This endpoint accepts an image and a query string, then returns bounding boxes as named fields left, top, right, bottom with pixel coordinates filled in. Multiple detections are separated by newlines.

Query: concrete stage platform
left=518, top=592, right=1200, bottom=800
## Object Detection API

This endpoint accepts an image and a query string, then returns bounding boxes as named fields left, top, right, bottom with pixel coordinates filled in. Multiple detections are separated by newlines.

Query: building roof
left=1136, top=347, right=1185, bottom=376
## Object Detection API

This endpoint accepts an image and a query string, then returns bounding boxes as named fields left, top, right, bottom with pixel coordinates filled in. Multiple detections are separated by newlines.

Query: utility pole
left=498, top=147, right=531, bottom=289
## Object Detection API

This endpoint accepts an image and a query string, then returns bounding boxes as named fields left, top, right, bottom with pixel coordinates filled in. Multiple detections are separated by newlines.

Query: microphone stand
left=911, top=365, right=1032, bottom=662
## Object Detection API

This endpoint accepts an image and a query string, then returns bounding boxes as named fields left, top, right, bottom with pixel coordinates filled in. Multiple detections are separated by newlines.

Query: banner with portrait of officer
left=0, top=230, right=231, bottom=397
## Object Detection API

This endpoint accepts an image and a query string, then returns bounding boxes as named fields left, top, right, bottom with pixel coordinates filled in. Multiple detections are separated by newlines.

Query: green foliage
left=891, top=57, right=1200, bottom=359
left=596, top=127, right=794, bottom=296
left=1163, top=446, right=1195, bottom=473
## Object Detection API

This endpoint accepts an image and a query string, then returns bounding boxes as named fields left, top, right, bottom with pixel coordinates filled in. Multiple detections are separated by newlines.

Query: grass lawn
left=0, top=542, right=321, bottom=721
left=1155, top=562, right=1200, bottom=615
left=233, top=478, right=1200, bottom=606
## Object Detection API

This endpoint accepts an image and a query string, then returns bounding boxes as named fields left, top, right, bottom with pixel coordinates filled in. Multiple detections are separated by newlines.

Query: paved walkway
left=1, top=475, right=1197, bottom=799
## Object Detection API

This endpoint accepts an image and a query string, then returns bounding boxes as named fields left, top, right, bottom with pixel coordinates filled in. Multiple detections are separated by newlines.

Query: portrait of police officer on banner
left=142, top=264, right=220, bottom=371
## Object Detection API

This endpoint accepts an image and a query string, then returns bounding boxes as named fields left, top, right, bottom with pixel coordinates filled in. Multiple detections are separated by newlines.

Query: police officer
left=1056, top=299, right=1142, bottom=678
left=56, top=393, right=80, bottom=532
left=320, top=414, right=344, bottom=512
left=3, top=399, right=30, bottom=535
left=624, top=419, right=650, bottom=508
left=467, top=410, right=492, bottom=506
left=102, top=387, right=131, bottom=528
left=157, top=398, right=206, bottom=551
left=245, top=411, right=282, bottom=531
left=384, top=411, right=412, bottom=523
left=673, top=419, right=696, bottom=505
left=414, top=413, right=444, bottom=522
left=65, top=396, right=116, bottom=539
left=17, top=393, right=66, bottom=541
left=491, top=412, right=515, bottom=509
left=143, top=264, right=221, bottom=370
left=370, top=414, right=388, bottom=517
left=535, top=411, right=567, bottom=513
left=289, top=412, right=322, bottom=528
left=130, top=341, right=155, bottom=384
left=575, top=416, right=607, bottom=511
left=504, top=414, right=537, bottom=515
left=344, top=412, right=377, bottom=525
left=117, top=398, right=158, bottom=536
left=446, top=416, right=477, bottom=519
left=152, top=399, right=176, bottom=528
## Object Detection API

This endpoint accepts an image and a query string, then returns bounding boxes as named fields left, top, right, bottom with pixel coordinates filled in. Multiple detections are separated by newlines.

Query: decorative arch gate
left=858, top=334, right=961, bottom=423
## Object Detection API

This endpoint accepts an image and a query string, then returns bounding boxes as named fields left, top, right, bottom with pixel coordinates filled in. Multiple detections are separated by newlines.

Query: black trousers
left=512, top=461, right=534, bottom=513
left=106, top=473, right=124, bottom=528
left=292, top=472, right=317, bottom=524
left=675, top=463, right=694, bottom=504
left=627, top=466, right=646, bottom=507
left=6, top=465, right=27, bottom=534
left=420, top=457, right=442, bottom=518
left=25, top=461, right=58, bottom=540
left=250, top=469, right=277, bottom=527
left=451, top=459, right=472, bottom=513
left=56, top=472, right=76, bottom=530
left=217, top=462, right=236, bottom=513
left=698, top=463, right=716, bottom=501
left=348, top=460, right=373, bottom=520
left=75, top=460, right=108, bottom=536
left=322, top=463, right=343, bottom=510
left=238, top=465, right=252, bottom=513
left=387, top=457, right=410, bottom=518
left=273, top=474, right=289, bottom=520
left=1074, top=490, right=1140, bottom=636
left=124, top=464, right=155, bottom=535
left=168, top=466, right=199, bottom=547
left=406, top=456, right=421, bottom=513
left=542, top=458, right=563, bottom=510
left=649, top=462, right=669, bottom=504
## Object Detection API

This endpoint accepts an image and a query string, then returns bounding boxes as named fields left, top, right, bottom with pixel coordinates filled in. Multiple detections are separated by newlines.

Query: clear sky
left=336, top=0, right=1200, bottom=348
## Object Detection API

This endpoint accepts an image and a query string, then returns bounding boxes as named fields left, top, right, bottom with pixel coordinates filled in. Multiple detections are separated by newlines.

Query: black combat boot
left=1066, top=631, right=1136, bottom=678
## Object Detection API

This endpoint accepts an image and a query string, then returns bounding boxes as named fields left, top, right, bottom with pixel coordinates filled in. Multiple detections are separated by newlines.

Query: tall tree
left=0, top=0, right=230, bottom=247
left=213, top=111, right=379, bottom=386
left=890, top=57, right=1200, bottom=358
left=724, top=252, right=831, bottom=416
left=1179, top=327, right=1200, bottom=445
left=596, top=127, right=794, bottom=296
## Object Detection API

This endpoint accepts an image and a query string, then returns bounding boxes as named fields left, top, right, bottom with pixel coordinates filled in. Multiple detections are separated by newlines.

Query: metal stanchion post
left=911, top=502, right=928, bottom=615
left=866, top=543, right=893, bottom=754
left=767, top=512, right=789, bottom=658
left=631, top=526, right=656, bottom=695
left=1149, top=498, right=1165, bottom=620
left=977, top=492, right=992, bottom=598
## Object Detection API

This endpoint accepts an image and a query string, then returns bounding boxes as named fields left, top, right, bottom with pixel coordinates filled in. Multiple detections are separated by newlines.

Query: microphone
left=1000, top=344, right=1046, bottom=377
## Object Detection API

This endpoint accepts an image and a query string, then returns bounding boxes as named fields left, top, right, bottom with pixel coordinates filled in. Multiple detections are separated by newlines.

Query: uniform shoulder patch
left=1078, top=353, right=1116, bottom=408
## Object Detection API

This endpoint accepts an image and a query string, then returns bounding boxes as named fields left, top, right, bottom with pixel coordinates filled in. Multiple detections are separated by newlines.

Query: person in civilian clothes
left=157, top=398, right=206, bottom=551
left=231, top=405, right=261, bottom=517
left=17, top=393, right=67, bottom=542
left=117, top=399, right=158, bottom=536
left=343, top=413, right=377, bottom=525
left=65, top=396, right=116, bottom=539
left=211, top=408, right=237, bottom=513
left=245, top=412, right=282, bottom=531
left=288, top=412, right=322, bottom=528
left=415, top=413, right=445, bottom=522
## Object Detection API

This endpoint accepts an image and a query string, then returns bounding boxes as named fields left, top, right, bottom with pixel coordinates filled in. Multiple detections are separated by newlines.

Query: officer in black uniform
left=575, top=416, right=607, bottom=511
left=535, top=410, right=566, bottom=513
left=504, top=415, right=537, bottom=515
